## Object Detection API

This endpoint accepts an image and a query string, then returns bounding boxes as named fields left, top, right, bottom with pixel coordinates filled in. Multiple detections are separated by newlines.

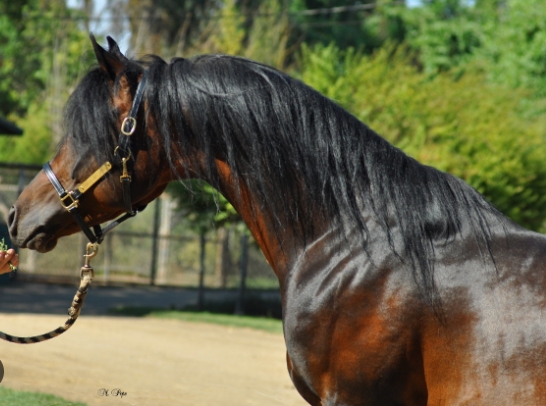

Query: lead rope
left=0, top=243, right=98, bottom=344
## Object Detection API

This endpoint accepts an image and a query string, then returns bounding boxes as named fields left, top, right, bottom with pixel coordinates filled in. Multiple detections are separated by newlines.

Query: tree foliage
left=384, top=0, right=546, bottom=97
left=118, top=0, right=293, bottom=68
left=474, top=0, right=546, bottom=94
left=288, top=0, right=379, bottom=51
left=166, top=181, right=241, bottom=233
left=0, top=1, right=44, bottom=118
left=0, top=0, right=92, bottom=162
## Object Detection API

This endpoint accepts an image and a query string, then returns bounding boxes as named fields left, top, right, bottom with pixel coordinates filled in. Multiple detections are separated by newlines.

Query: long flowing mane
left=63, top=53, right=507, bottom=301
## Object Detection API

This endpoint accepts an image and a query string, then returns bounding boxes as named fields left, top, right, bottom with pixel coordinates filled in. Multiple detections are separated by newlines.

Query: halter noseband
left=43, top=71, right=148, bottom=244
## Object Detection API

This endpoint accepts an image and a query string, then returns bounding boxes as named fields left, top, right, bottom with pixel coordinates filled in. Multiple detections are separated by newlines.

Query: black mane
left=62, top=62, right=144, bottom=175
left=63, top=53, right=506, bottom=301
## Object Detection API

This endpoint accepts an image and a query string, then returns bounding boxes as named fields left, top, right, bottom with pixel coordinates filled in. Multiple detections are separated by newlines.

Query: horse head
left=8, top=36, right=171, bottom=253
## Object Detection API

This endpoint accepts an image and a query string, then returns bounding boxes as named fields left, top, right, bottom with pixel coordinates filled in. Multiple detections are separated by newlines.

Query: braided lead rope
left=0, top=244, right=97, bottom=344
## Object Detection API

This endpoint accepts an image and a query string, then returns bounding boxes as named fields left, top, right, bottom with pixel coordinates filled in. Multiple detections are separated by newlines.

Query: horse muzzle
left=8, top=203, right=63, bottom=253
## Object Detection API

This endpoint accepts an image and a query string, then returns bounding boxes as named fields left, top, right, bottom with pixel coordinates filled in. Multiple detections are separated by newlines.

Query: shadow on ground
left=0, top=280, right=282, bottom=316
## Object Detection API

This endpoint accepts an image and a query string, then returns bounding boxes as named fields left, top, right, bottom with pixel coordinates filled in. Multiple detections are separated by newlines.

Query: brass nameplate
left=77, top=162, right=113, bottom=194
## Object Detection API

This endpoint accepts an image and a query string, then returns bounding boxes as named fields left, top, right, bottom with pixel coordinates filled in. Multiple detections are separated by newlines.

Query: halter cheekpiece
left=43, top=71, right=149, bottom=244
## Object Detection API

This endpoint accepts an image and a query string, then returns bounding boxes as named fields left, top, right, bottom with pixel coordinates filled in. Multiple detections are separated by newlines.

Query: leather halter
left=43, top=71, right=148, bottom=244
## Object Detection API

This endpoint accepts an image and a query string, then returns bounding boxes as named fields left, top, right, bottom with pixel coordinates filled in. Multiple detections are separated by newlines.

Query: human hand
left=0, top=246, right=18, bottom=275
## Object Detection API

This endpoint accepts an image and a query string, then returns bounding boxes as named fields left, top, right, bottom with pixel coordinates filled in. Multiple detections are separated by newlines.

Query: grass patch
left=109, top=306, right=284, bottom=334
left=0, top=387, right=86, bottom=406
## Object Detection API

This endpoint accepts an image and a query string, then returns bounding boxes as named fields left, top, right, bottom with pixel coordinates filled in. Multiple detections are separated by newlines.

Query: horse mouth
left=15, top=228, right=59, bottom=253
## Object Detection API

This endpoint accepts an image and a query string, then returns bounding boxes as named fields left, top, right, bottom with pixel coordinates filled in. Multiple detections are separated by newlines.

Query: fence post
left=103, top=233, right=112, bottom=283
left=197, top=232, right=206, bottom=311
left=156, top=195, right=173, bottom=285
left=234, top=233, right=249, bottom=315
left=79, top=233, right=87, bottom=267
left=150, top=197, right=161, bottom=285
left=17, top=169, right=25, bottom=196
left=215, top=226, right=231, bottom=288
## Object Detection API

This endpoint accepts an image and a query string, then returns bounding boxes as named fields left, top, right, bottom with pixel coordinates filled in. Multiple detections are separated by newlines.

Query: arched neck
left=211, top=160, right=294, bottom=282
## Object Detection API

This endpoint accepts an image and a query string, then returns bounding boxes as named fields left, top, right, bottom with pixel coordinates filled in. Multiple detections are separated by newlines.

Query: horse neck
left=210, top=159, right=307, bottom=282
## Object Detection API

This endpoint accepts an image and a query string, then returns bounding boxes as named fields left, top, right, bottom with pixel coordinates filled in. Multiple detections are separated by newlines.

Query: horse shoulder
left=282, top=232, right=427, bottom=405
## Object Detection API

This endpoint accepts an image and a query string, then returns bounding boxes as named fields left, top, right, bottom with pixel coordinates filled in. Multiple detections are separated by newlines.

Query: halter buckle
left=60, top=192, right=79, bottom=211
left=121, top=117, right=137, bottom=136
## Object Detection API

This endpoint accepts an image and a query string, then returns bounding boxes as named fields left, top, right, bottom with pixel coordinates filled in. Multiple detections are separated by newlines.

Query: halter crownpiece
left=115, top=70, right=148, bottom=216
left=43, top=70, right=149, bottom=244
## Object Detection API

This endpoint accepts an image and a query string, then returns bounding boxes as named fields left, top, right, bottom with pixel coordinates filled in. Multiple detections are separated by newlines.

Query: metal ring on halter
left=121, top=117, right=137, bottom=136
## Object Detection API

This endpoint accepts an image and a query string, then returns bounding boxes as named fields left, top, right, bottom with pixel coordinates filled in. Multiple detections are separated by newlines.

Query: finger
left=0, top=249, right=18, bottom=271
left=0, top=251, right=11, bottom=274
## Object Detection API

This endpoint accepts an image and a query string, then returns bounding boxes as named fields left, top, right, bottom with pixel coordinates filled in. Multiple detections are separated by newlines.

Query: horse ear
left=106, top=36, right=129, bottom=63
left=90, top=34, right=127, bottom=81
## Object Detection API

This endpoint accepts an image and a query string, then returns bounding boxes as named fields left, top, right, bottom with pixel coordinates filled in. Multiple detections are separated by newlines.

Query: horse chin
left=15, top=229, right=59, bottom=253
left=27, top=233, right=59, bottom=253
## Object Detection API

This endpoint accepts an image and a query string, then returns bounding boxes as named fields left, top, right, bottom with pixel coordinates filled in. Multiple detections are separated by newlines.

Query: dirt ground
left=0, top=313, right=307, bottom=406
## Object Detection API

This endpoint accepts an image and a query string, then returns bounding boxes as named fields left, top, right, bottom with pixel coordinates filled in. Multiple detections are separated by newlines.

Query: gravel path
left=0, top=313, right=306, bottom=406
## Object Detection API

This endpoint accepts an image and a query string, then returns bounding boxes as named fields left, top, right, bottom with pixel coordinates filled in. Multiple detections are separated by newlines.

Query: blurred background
left=1, top=0, right=545, bottom=295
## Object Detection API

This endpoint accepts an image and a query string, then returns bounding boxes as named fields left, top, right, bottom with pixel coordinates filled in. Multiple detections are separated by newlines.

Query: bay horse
left=8, top=36, right=546, bottom=405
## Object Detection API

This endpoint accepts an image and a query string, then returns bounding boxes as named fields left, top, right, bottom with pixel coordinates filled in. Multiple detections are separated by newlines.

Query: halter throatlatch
left=0, top=243, right=97, bottom=344
left=43, top=70, right=148, bottom=244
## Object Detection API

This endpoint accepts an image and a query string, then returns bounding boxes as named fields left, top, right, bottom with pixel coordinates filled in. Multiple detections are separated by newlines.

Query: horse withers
left=8, top=36, right=546, bottom=405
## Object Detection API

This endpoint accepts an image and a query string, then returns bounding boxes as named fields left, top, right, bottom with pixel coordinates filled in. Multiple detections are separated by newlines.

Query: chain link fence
left=0, top=163, right=278, bottom=292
